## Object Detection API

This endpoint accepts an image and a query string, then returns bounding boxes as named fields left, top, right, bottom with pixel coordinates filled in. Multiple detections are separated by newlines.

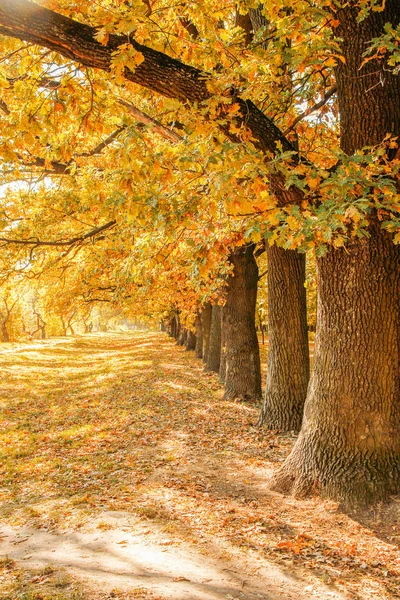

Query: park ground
left=0, top=331, right=399, bottom=600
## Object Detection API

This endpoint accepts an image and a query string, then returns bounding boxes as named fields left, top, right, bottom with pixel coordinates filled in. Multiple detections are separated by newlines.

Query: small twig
left=258, top=269, right=268, bottom=280
left=283, top=85, right=337, bottom=136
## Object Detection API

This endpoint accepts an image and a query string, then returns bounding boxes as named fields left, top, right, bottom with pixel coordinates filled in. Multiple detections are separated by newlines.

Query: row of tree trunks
left=163, top=245, right=263, bottom=402
left=165, top=243, right=309, bottom=420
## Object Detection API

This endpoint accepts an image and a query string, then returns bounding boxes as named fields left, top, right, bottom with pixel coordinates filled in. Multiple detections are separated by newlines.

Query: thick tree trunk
left=219, top=307, right=227, bottom=382
left=1, top=319, right=10, bottom=342
left=205, top=305, right=222, bottom=373
left=223, top=245, right=262, bottom=402
left=270, top=225, right=400, bottom=505
left=258, top=245, right=309, bottom=431
left=201, top=304, right=212, bottom=364
left=170, top=314, right=178, bottom=339
left=185, top=329, right=196, bottom=351
left=174, top=314, right=181, bottom=343
left=270, top=0, right=400, bottom=507
left=195, top=314, right=203, bottom=359
left=179, top=329, right=188, bottom=346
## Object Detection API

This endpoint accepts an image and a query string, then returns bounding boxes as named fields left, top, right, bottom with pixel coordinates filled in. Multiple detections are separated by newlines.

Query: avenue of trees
left=0, top=0, right=399, bottom=508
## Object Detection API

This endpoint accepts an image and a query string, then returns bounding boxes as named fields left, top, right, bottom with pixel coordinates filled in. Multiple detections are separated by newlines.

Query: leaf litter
left=0, top=331, right=399, bottom=599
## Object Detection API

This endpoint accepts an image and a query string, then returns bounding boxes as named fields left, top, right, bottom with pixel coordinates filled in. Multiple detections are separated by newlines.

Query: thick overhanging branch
left=0, top=219, right=117, bottom=247
left=0, top=0, right=304, bottom=207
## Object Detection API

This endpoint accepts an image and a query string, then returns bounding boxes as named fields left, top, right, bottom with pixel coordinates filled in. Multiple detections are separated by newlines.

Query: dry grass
left=0, top=558, right=84, bottom=599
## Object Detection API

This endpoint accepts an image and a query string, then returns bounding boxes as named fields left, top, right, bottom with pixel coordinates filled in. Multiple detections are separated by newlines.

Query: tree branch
left=0, top=98, right=10, bottom=114
left=118, top=99, right=183, bottom=143
left=0, top=219, right=117, bottom=246
left=283, top=85, right=338, bottom=137
left=12, top=127, right=126, bottom=174
left=80, top=126, right=126, bottom=157
left=179, top=17, right=199, bottom=40
left=258, top=268, right=268, bottom=280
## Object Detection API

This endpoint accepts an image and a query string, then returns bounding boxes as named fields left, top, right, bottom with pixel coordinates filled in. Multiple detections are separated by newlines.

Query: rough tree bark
left=258, top=245, right=309, bottom=431
left=201, top=304, right=212, bottom=365
left=223, top=245, right=262, bottom=402
left=205, top=304, right=222, bottom=373
left=270, top=225, right=400, bottom=505
left=185, top=329, right=196, bottom=351
left=219, top=307, right=227, bottom=382
left=178, top=328, right=187, bottom=346
left=270, top=0, right=400, bottom=505
left=195, top=313, right=203, bottom=359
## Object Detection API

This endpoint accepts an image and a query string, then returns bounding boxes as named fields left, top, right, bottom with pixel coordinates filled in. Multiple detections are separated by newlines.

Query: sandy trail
left=1, top=511, right=344, bottom=599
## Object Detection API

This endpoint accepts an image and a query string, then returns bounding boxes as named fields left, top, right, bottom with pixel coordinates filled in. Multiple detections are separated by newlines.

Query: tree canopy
left=0, top=0, right=398, bottom=320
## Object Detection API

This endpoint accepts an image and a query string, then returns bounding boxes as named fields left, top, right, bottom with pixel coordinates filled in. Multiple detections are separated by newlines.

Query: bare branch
left=118, top=99, right=183, bottom=143
left=12, top=126, right=126, bottom=174
left=258, top=268, right=268, bottom=280
left=81, top=126, right=126, bottom=157
left=283, top=85, right=337, bottom=137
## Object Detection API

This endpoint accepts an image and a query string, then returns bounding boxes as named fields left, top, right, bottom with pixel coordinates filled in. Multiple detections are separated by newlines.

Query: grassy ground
left=1, top=332, right=399, bottom=599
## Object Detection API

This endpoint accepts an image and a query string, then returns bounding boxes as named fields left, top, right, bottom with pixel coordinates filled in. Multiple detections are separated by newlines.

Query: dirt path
left=1, top=512, right=344, bottom=600
left=1, top=332, right=399, bottom=599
